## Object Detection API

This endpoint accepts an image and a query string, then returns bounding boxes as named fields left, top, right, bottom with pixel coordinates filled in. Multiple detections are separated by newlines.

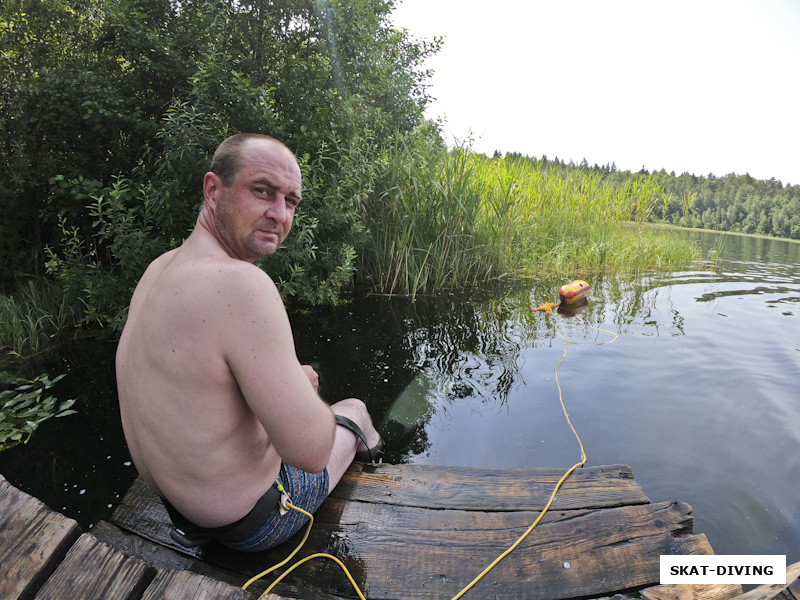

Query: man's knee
left=331, top=397, right=370, bottom=422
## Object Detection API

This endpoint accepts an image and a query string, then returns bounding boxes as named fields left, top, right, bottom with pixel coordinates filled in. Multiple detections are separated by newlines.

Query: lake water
left=1, top=229, right=798, bottom=569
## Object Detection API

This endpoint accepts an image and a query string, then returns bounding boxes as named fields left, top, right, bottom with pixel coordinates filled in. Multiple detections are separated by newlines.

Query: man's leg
left=326, top=397, right=381, bottom=488
left=301, top=364, right=320, bottom=392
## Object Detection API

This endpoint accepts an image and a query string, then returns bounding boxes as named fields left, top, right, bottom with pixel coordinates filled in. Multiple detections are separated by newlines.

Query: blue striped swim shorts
left=219, top=463, right=330, bottom=552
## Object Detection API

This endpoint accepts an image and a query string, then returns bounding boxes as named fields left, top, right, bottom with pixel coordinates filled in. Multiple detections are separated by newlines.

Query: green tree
left=2, top=0, right=440, bottom=324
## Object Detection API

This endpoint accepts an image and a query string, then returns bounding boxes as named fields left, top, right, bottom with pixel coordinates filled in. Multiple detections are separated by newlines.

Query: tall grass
left=359, top=138, right=699, bottom=296
left=485, top=156, right=697, bottom=276
left=0, top=280, right=77, bottom=360
left=358, top=135, right=497, bottom=296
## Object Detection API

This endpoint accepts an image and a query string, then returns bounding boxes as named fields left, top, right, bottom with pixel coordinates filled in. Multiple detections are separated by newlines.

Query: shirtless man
left=116, top=133, right=380, bottom=551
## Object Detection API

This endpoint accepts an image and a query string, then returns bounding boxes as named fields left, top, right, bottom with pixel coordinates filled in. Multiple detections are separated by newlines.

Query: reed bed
left=358, top=136, right=497, bottom=297
left=0, top=280, right=76, bottom=360
left=359, top=140, right=699, bottom=296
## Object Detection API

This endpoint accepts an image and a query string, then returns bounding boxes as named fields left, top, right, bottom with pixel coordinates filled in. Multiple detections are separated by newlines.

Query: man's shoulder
left=185, top=256, right=283, bottom=312
left=190, top=259, right=288, bottom=345
left=143, top=236, right=282, bottom=312
left=162, top=242, right=269, bottom=282
left=202, top=257, right=276, bottom=289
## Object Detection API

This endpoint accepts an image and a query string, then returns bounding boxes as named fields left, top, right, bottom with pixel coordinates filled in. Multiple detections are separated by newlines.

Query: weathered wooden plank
left=731, top=562, right=800, bottom=600
left=643, top=583, right=744, bottom=600
left=91, top=520, right=207, bottom=575
left=0, top=474, right=82, bottom=600
left=107, top=464, right=712, bottom=600
left=92, top=519, right=196, bottom=570
left=141, top=569, right=252, bottom=600
left=314, top=494, right=595, bottom=530
left=771, top=577, right=800, bottom=600
left=111, top=477, right=633, bottom=599
left=91, top=520, right=251, bottom=586
left=33, top=532, right=155, bottom=600
left=111, top=463, right=646, bottom=559
left=92, top=521, right=350, bottom=600
left=288, top=500, right=712, bottom=600
left=332, top=463, right=649, bottom=510
left=111, top=477, right=191, bottom=556
left=1, top=458, right=731, bottom=600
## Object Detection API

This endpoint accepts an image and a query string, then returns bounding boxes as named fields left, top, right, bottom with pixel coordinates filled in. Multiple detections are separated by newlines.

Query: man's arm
left=220, top=264, right=335, bottom=472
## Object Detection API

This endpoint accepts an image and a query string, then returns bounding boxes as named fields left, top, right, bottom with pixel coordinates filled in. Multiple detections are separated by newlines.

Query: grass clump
left=0, top=280, right=77, bottom=360
left=358, top=134, right=495, bottom=296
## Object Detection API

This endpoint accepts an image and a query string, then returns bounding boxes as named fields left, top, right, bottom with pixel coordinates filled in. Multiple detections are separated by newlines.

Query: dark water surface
left=1, top=230, right=798, bottom=567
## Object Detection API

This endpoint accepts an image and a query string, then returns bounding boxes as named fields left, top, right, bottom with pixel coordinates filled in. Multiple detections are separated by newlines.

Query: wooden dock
left=2, top=464, right=797, bottom=600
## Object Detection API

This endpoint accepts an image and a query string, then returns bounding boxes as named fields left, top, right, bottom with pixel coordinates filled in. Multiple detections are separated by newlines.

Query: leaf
left=0, top=372, right=76, bottom=454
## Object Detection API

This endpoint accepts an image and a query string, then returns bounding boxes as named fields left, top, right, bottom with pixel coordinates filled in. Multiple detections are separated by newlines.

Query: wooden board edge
left=726, top=562, right=800, bottom=600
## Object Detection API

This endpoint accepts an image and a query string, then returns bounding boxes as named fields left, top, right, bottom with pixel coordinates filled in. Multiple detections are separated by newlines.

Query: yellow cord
left=242, top=501, right=367, bottom=600
left=242, top=318, right=617, bottom=600
left=241, top=498, right=313, bottom=592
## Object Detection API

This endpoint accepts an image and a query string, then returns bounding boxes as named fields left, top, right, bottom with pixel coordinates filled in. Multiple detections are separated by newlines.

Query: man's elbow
left=292, top=443, right=333, bottom=474
left=291, top=424, right=335, bottom=473
left=303, top=453, right=331, bottom=474
left=278, top=407, right=336, bottom=473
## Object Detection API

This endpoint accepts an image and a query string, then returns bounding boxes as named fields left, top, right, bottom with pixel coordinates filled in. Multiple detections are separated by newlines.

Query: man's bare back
left=116, top=135, right=378, bottom=533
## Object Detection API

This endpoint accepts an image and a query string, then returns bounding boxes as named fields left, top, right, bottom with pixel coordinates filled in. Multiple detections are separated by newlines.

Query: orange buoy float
left=558, top=280, right=591, bottom=304
left=534, top=280, right=592, bottom=314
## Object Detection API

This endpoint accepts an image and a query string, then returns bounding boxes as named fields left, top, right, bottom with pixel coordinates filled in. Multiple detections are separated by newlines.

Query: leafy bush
left=45, top=176, right=166, bottom=329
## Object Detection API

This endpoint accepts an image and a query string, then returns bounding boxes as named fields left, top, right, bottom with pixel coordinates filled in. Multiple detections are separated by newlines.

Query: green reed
left=359, top=139, right=699, bottom=296
left=0, top=280, right=77, bottom=359
left=359, top=135, right=497, bottom=296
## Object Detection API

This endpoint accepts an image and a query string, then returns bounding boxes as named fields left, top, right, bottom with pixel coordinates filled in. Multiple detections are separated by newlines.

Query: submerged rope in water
left=243, top=319, right=617, bottom=600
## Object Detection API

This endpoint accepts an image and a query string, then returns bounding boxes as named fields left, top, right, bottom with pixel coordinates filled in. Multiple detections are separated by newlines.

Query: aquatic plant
left=0, top=280, right=78, bottom=360
left=0, top=372, right=76, bottom=452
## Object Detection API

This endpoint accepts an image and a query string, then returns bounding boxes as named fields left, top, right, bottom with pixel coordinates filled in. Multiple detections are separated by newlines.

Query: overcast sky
left=390, top=0, right=800, bottom=185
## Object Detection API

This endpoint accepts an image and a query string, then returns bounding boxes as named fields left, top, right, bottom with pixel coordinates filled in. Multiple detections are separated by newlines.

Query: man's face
left=212, top=140, right=302, bottom=262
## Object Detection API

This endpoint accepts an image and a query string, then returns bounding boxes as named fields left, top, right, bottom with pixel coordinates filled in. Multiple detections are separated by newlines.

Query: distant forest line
left=504, top=153, right=800, bottom=241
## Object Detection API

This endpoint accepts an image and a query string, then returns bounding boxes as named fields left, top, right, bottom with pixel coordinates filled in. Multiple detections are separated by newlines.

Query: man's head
left=210, top=133, right=297, bottom=187
left=202, top=134, right=302, bottom=262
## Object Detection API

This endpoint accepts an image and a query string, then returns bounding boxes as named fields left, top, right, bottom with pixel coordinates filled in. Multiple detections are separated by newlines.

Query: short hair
left=210, top=133, right=296, bottom=186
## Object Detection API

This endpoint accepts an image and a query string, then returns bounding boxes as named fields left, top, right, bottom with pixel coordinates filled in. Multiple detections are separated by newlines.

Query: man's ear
left=203, top=172, right=222, bottom=208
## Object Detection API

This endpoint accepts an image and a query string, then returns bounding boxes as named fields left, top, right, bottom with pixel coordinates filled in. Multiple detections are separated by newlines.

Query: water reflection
left=0, top=337, right=136, bottom=528
left=306, top=274, right=678, bottom=464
